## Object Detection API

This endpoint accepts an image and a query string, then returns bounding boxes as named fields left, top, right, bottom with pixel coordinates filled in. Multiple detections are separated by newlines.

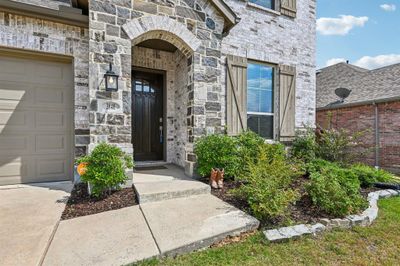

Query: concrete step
left=134, top=179, right=210, bottom=204
left=132, top=163, right=211, bottom=203
left=140, top=194, right=260, bottom=256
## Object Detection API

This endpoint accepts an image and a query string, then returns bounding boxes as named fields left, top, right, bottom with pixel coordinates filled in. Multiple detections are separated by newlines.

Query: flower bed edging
left=263, top=189, right=400, bottom=242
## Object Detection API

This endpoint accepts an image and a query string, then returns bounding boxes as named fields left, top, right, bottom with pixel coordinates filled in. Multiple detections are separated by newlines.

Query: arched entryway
left=122, top=16, right=201, bottom=169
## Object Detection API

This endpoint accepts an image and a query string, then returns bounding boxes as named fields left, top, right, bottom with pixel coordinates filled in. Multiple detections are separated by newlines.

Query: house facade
left=317, top=62, right=400, bottom=173
left=0, top=0, right=316, bottom=185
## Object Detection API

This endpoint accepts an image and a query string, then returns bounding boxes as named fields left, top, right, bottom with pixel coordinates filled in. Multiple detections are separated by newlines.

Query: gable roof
left=72, top=0, right=239, bottom=33
left=316, top=62, right=400, bottom=109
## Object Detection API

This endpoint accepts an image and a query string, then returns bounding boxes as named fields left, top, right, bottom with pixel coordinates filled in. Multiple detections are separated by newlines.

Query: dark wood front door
left=132, top=70, right=164, bottom=161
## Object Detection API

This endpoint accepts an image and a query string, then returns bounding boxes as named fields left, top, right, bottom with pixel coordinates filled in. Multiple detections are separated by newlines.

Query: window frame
left=246, top=60, right=277, bottom=140
left=247, top=0, right=280, bottom=13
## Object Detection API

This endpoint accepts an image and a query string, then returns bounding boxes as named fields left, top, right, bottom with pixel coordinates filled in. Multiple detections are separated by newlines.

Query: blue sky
left=317, top=0, right=400, bottom=69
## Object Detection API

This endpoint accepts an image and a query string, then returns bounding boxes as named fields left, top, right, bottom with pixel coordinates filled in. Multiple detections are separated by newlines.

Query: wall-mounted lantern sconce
left=104, top=63, right=119, bottom=91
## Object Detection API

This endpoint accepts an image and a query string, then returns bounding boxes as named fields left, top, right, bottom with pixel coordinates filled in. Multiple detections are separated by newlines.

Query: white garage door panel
left=0, top=54, right=73, bottom=185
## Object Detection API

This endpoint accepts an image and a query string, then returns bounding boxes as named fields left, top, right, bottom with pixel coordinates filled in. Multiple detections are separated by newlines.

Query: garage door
left=0, top=54, right=73, bottom=185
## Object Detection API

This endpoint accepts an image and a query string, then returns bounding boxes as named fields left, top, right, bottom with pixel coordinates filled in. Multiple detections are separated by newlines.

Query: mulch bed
left=61, top=183, right=138, bottom=220
left=201, top=176, right=379, bottom=229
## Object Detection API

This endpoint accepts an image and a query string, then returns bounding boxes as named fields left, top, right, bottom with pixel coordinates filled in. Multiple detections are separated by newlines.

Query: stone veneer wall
left=89, top=0, right=227, bottom=174
left=0, top=11, right=90, bottom=157
left=222, top=0, right=317, bottom=132
left=132, top=46, right=187, bottom=167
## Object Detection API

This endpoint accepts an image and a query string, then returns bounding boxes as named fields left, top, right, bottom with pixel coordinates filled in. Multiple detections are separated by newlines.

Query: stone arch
left=122, top=15, right=202, bottom=57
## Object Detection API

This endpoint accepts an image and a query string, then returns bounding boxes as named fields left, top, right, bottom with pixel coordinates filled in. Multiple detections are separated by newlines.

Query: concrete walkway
left=1, top=165, right=259, bottom=265
left=0, top=182, right=72, bottom=266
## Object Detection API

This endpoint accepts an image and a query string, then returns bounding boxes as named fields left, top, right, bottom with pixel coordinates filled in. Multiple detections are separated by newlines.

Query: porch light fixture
left=104, top=63, right=119, bottom=91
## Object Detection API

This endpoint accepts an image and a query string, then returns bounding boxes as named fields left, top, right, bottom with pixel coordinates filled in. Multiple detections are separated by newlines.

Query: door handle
left=159, top=125, right=163, bottom=143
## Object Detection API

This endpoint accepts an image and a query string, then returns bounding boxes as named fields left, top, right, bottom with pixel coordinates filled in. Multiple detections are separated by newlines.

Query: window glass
left=135, top=81, right=142, bottom=92
left=247, top=62, right=274, bottom=139
left=249, top=0, right=274, bottom=9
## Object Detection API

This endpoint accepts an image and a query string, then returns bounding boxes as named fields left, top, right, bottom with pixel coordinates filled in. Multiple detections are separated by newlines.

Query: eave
left=209, top=0, right=240, bottom=33
left=0, top=0, right=88, bottom=28
left=317, top=96, right=400, bottom=111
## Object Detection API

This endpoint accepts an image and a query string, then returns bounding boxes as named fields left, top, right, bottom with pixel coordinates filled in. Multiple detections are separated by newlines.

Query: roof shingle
left=316, top=63, right=400, bottom=109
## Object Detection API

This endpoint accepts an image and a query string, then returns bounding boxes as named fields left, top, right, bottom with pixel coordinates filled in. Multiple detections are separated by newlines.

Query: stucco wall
left=0, top=11, right=90, bottom=157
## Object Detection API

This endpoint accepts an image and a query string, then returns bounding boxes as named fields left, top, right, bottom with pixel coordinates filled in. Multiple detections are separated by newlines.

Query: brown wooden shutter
left=281, top=0, right=297, bottom=18
left=279, top=65, right=296, bottom=142
left=226, top=55, right=247, bottom=136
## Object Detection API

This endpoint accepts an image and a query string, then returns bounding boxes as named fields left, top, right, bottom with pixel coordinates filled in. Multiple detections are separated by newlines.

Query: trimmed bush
left=77, top=143, right=134, bottom=197
left=291, top=126, right=367, bottom=165
left=236, top=131, right=286, bottom=178
left=306, top=160, right=367, bottom=217
left=194, top=134, right=239, bottom=177
left=291, top=128, right=317, bottom=163
left=234, top=145, right=301, bottom=222
left=350, top=164, right=395, bottom=187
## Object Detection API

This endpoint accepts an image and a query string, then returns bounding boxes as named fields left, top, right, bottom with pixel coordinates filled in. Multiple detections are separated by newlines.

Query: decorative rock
left=362, top=207, right=378, bottom=223
left=386, top=189, right=399, bottom=196
left=330, top=218, right=351, bottom=228
left=308, top=223, right=326, bottom=234
left=319, top=218, right=331, bottom=226
left=263, top=190, right=398, bottom=243
left=263, top=229, right=286, bottom=242
left=346, top=215, right=370, bottom=227
left=378, top=190, right=392, bottom=198
left=292, top=224, right=312, bottom=235
left=278, top=226, right=301, bottom=239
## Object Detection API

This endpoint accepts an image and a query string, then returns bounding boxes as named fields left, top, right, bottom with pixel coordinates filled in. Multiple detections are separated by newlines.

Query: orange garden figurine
left=210, top=168, right=218, bottom=189
left=209, top=168, right=224, bottom=189
left=77, top=162, right=88, bottom=176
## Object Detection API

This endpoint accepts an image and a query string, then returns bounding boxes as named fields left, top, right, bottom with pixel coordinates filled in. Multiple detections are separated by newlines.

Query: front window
left=249, top=0, right=274, bottom=10
left=247, top=62, right=274, bottom=139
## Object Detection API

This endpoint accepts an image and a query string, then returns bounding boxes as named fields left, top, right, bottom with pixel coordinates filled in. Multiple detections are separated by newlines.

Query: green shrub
left=236, top=131, right=286, bottom=178
left=234, top=145, right=300, bottom=222
left=291, top=128, right=317, bottom=163
left=350, top=164, right=395, bottom=187
left=194, top=134, right=239, bottom=177
left=306, top=160, right=367, bottom=217
left=77, top=143, right=134, bottom=197
left=291, top=126, right=366, bottom=165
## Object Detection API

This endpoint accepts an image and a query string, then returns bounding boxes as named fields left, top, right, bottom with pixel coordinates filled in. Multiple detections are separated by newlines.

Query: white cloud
left=380, top=4, right=396, bottom=11
left=354, top=54, right=400, bottom=69
left=326, top=58, right=347, bottom=67
left=317, top=15, right=369, bottom=36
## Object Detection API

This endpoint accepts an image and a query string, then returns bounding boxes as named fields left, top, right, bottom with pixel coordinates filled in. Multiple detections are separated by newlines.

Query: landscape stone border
left=263, top=189, right=400, bottom=242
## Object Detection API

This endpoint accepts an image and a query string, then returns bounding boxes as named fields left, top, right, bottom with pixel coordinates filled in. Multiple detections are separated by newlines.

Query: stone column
left=88, top=0, right=133, bottom=156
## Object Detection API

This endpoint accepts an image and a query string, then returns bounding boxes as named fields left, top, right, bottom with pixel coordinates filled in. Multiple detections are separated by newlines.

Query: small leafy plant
left=350, top=164, right=395, bottom=187
left=306, top=159, right=367, bottom=217
left=291, top=126, right=367, bottom=165
left=77, top=143, right=134, bottom=198
left=234, top=145, right=301, bottom=222
left=194, top=134, right=239, bottom=177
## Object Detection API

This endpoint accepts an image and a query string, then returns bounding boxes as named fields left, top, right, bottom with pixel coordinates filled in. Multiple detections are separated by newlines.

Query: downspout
left=373, top=102, right=380, bottom=168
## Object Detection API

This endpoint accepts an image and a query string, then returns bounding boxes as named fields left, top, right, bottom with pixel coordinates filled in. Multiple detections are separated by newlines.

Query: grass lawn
left=137, top=197, right=400, bottom=265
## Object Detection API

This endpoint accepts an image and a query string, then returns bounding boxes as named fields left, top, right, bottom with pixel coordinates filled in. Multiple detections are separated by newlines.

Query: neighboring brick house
left=0, top=0, right=316, bottom=185
left=316, top=62, right=400, bottom=173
